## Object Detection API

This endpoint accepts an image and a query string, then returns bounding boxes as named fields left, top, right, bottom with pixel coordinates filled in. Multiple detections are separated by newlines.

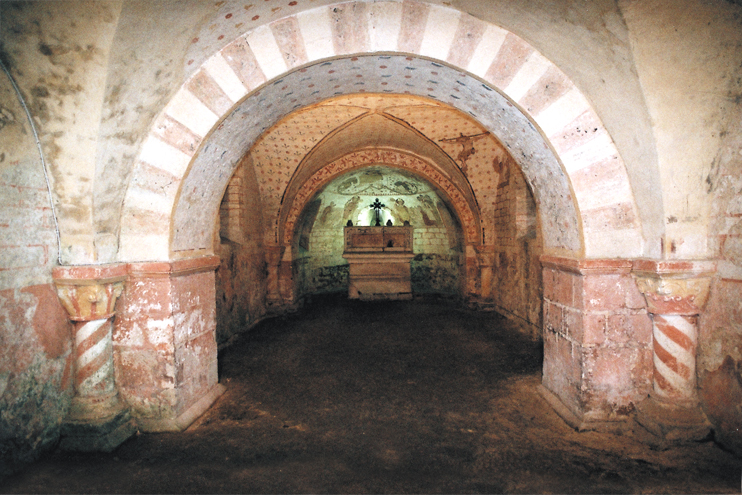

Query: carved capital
left=633, top=260, right=715, bottom=316
left=52, top=263, right=127, bottom=322
left=55, top=281, right=124, bottom=321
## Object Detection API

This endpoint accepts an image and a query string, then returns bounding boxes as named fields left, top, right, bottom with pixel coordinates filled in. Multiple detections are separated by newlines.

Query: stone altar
left=343, top=226, right=414, bottom=300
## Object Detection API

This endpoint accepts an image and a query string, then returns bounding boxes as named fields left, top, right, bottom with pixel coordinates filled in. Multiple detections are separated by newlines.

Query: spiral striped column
left=633, top=259, right=715, bottom=441
left=53, top=265, right=136, bottom=451
left=74, top=318, right=116, bottom=398
left=651, top=314, right=698, bottom=403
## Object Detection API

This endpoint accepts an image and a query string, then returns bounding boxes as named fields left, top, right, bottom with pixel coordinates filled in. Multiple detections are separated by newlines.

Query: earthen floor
left=3, top=295, right=739, bottom=494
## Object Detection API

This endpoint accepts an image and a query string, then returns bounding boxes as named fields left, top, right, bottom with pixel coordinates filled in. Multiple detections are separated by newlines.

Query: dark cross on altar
left=369, top=197, right=385, bottom=226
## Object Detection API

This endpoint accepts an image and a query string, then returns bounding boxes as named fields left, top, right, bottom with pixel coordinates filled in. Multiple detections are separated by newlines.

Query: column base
left=137, top=383, right=227, bottom=432
left=59, top=406, right=137, bottom=453
left=635, top=396, right=711, bottom=442
left=538, top=385, right=630, bottom=433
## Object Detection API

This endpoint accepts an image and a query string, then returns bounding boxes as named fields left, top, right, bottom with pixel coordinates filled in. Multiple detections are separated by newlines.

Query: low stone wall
left=411, top=254, right=461, bottom=295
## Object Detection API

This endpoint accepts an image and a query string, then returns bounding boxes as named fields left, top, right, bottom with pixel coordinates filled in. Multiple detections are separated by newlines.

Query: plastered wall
left=0, top=57, right=72, bottom=476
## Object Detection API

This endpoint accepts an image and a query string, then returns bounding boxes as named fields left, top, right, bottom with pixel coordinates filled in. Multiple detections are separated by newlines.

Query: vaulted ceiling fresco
left=246, top=93, right=519, bottom=246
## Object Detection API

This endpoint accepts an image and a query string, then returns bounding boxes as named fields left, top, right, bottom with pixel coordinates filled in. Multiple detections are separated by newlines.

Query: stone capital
left=53, top=264, right=127, bottom=321
left=632, top=260, right=716, bottom=316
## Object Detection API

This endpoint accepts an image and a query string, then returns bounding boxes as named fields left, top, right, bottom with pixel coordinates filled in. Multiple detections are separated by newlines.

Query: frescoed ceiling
left=246, top=93, right=519, bottom=246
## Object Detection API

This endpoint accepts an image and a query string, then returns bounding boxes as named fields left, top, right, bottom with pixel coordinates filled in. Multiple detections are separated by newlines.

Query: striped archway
left=118, top=0, right=643, bottom=262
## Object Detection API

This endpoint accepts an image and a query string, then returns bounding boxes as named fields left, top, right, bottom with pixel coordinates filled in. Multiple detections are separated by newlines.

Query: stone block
left=577, top=348, right=651, bottom=423
left=171, top=273, right=209, bottom=313
left=186, top=68, right=233, bottom=117
left=151, top=114, right=202, bottom=156
left=629, top=312, right=653, bottom=344
left=543, top=300, right=561, bottom=334
left=122, top=277, right=173, bottom=319
left=221, top=40, right=267, bottom=91
left=558, top=269, right=579, bottom=308
left=398, top=1, right=428, bottom=53
left=330, top=2, right=369, bottom=55
left=583, top=274, right=627, bottom=311
left=584, top=347, right=636, bottom=393
left=173, top=308, right=209, bottom=345
left=138, top=315, right=176, bottom=351
left=114, top=347, right=176, bottom=419
left=563, top=307, right=583, bottom=341
left=605, top=313, right=632, bottom=344
left=175, top=332, right=217, bottom=386
left=485, top=32, right=534, bottom=89
left=582, top=313, right=606, bottom=345
left=542, top=267, right=556, bottom=301
left=542, top=332, right=581, bottom=416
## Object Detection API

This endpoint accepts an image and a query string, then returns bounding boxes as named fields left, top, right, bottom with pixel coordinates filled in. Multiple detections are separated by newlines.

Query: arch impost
left=474, top=244, right=496, bottom=267
left=127, top=255, right=221, bottom=278
left=539, top=255, right=633, bottom=275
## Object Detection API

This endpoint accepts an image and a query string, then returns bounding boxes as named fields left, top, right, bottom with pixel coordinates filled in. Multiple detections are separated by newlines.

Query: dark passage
left=3, top=296, right=738, bottom=494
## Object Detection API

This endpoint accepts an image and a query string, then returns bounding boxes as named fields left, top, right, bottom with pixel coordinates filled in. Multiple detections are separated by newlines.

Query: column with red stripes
left=53, top=264, right=136, bottom=452
left=633, top=260, right=715, bottom=442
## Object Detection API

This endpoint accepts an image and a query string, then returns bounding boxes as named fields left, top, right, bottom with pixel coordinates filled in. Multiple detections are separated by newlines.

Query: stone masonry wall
left=491, top=160, right=543, bottom=332
left=0, top=285, right=72, bottom=476
left=216, top=155, right=268, bottom=345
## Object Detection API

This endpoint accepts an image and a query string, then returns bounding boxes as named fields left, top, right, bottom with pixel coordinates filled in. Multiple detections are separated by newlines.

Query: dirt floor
left=2, top=295, right=740, bottom=494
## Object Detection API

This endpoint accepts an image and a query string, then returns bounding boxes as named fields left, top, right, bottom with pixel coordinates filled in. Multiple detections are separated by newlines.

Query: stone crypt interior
left=1, top=0, right=742, bottom=492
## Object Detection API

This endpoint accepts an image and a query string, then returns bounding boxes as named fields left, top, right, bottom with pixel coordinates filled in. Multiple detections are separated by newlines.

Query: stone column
left=633, top=259, right=716, bottom=441
left=265, top=245, right=286, bottom=309
left=475, top=245, right=496, bottom=302
left=278, top=245, right=298, bottom=308
left=464, top=244, right=480, bottom=302
left=53, top=264, right=136, bottom=452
